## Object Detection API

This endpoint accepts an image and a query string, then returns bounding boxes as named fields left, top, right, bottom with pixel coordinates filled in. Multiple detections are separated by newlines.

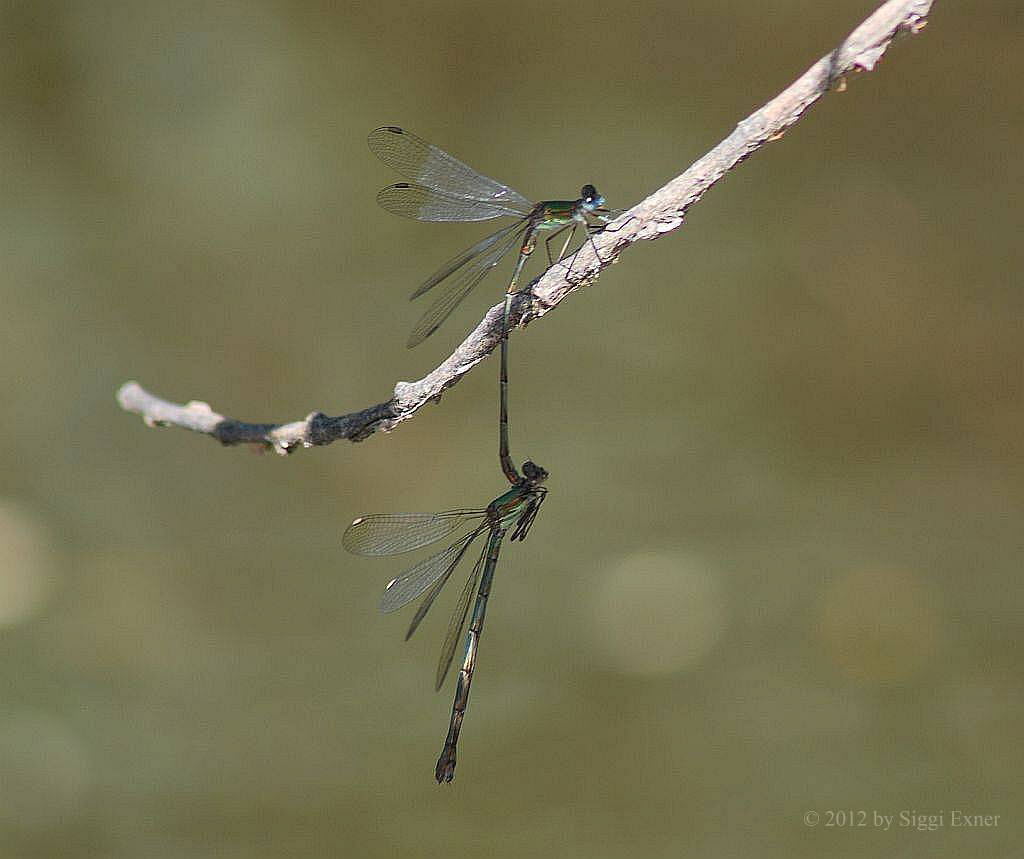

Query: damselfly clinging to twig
left=368, top=126, right=615, bottom=349
left=343, top=460, right=549, bottom=782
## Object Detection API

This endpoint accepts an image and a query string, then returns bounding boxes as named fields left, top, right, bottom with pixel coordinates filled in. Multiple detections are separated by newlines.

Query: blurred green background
left=2, top=1, right=1021, bottom=856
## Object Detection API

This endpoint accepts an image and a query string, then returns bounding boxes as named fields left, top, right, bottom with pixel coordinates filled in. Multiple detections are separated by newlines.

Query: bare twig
left=117, top=0, right=933, bottom=455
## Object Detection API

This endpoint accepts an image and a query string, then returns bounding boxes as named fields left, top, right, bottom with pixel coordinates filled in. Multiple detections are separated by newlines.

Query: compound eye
left=580, top=184, right=598, bottom=202
left=522, top=460, right=549, bottom=482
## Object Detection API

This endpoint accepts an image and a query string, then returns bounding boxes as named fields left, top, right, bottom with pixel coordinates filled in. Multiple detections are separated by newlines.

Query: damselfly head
left=580, top=184, right=606, bottom=212
left=521, top=460, right=549, bottom=485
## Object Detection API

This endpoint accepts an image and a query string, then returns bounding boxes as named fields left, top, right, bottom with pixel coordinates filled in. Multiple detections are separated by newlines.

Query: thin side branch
left=117, top=0, right=933, bottom=455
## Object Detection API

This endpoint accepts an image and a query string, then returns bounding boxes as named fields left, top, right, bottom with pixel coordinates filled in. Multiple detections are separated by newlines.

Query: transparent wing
left=434, top=535, right=490, bottom=690
left=407, top=223, right=527, bottom=348
left=404, top=549, right=459, bottom=642
left=368, top=126, right=532, bottom=212
left=343, top=510, right=485, bottom=556
left=411, top=221, right=523, bottom=300
left=379, top=527, right=485, bottom=614
left=377, top=183, right=530, bottom=222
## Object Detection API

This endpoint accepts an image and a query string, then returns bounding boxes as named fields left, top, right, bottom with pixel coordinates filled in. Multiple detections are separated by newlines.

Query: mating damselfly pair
left=344, top=127, right=616, bottom=781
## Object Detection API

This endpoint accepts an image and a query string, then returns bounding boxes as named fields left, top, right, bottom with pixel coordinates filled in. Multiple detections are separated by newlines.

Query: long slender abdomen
left=435, top=528, right=504, bottom=783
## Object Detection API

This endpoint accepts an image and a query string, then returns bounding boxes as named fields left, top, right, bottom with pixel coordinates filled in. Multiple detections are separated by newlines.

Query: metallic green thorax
left=490, top=485, right=534, bottom=523
left=489, top=482, right=542, bottom=527
left=487, top=460, right=547, bottom=538
left=532, top=200, right=582, bottom=228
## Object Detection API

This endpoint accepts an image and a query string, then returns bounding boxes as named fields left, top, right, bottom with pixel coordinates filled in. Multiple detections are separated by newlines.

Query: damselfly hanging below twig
left=343, top=460, right=549, bottom=782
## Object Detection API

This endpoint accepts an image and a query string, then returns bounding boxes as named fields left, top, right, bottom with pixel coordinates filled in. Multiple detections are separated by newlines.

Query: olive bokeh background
left=2, top=2, right=1021, bottom=856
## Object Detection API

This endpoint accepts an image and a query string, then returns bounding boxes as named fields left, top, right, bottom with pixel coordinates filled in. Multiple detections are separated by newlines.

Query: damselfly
left=343, top=460, right=549, bottom=782
left=368, top=126, right=615, bottom=349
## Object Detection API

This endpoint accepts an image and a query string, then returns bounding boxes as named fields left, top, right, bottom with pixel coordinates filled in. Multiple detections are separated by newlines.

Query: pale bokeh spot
left=817, top=567, right=941, bottom=682
left=0, top=499, right=58, bottom=628
left=588, top=551, right=727, bottom=675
